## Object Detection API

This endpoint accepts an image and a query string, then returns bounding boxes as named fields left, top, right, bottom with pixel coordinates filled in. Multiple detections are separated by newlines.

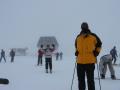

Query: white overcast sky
left=0, top=0, right=120, bottom=55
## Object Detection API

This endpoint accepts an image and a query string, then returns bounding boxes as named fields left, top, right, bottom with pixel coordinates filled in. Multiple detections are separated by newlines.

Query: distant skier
left=43, top=44, right=55, bottom=73
left=110, top=46, right=118, bottom=64
left=59, top=52, right=63, bottom=60
left=0, top=49, right=6, bottom=62
left=99, top=54, right=116, bottom=79
left=55, top=52, right=59, bottom=60
left=37, top=45, right=44, bottom=66
left=10, top=49, right=15, bottom=63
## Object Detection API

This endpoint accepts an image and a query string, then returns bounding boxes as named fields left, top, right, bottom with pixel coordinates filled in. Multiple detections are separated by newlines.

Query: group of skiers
left=75, top=22, right=119, bottom=90
left=0, top=22, right=119, bottom=88
left=55, top=52, right=63, bottom=60
left=0, top=49, right=15, bottom=85
left=37, top=44, right=64, bottom=73
left=0, top=46, right=62, bottom=74
left=0, top=49, right=15, bottom=63
left=37, top=44, right=57, bottom=73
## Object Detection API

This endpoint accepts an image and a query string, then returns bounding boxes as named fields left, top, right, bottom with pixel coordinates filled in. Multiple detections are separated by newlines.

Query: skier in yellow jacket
left=75, top=22, right=102, bottom=90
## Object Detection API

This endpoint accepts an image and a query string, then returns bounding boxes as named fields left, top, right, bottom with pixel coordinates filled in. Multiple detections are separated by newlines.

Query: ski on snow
left=94, top=77, right=120, bottom=80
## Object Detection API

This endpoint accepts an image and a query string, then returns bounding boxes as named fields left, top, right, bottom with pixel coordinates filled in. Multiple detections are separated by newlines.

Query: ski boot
left=111, top=75, right=116, bottom=80
left=50, top=70, right=52, bottom=74
left=46, top=69, right=48, bottom=73
left=101, top=74, right=105, bottom=79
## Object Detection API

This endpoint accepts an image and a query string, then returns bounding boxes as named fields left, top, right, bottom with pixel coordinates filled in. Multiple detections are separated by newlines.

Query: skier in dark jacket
left=110, top=46, right=118, bottom=64
left=43, top=44, right=55, bottom=73
left=55, top=52, right=59, bottom=60
left=37, top=45, right=44, bottom=66
left=10, top=49, right=15, bottom=63
left=75, top=22, right=102, bottom=90
left=0, top=49, right=6, bottom=62
left=59, top=52, right=63, bottom=60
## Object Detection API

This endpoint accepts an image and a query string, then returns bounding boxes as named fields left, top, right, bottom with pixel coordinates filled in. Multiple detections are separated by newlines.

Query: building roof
left=37, top=36, right=59, bottom=50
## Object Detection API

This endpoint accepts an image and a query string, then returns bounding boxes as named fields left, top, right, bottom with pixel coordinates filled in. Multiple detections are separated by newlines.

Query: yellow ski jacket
left=75, top=33, right=102, bottom=64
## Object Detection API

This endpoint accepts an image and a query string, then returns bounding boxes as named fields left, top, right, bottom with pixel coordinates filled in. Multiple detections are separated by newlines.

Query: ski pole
left=71, top=61, right=77, bottom=90
left=96, top=61, right=102, bottom=90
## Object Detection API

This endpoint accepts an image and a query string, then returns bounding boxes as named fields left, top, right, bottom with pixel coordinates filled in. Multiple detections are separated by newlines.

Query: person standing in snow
left=43, top=44, right=55, bottom=73
left=59, top=52, right=63, bottom=60
left=0, top=49, right=6, bottom=62
left=55, top=52, right=59, bottom=60
left=110, top=46, right=118, bottom=64
left=99, top=54, right=116, bottom=79
left=37, top=45, right=44, bottom=66
left=75, top=22, right=102, bottom=90
left=10, top=49, right=15, bottom=63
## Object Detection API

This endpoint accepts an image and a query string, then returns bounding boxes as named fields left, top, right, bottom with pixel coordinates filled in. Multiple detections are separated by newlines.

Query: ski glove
left=93, top=50, right=99, bottom=57
left=75, top=51, right=79, bottom=56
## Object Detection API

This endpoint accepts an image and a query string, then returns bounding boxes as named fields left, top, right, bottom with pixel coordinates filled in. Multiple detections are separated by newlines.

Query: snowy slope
left=0, top=55, right=120, bottom=90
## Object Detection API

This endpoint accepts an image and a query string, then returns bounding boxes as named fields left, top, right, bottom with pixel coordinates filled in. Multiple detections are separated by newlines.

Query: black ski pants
left=45, top=58, right=52, bottom=70
left=77, top=63, right=95, bottom=90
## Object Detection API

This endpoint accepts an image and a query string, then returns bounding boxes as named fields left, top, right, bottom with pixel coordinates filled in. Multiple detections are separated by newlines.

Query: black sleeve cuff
left=75, top=51, right=79, bottom=56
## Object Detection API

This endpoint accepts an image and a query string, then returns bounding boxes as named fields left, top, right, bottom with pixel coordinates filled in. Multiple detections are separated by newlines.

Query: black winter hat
left=81, top=22, right=89, bottom=29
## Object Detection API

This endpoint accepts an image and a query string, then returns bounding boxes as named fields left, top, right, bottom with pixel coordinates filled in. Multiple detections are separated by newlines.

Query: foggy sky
left=0, top=0, right=120, bottom=56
